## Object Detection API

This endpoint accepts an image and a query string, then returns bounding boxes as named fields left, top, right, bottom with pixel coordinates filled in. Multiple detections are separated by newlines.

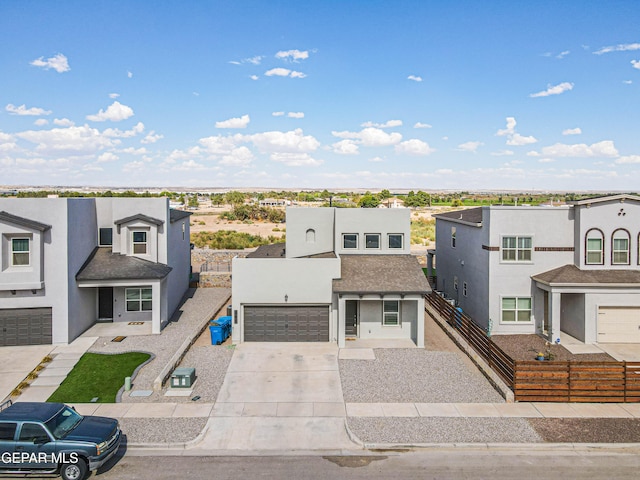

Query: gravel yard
left=491, top=334, right=615, bottom=362
left=175, top=344, right=234, bottom=402
left=120, top=418, right=208, bottom=444
left=348, top=417, right=542, bottom=444
left=340, top=348, right=504, bottom=403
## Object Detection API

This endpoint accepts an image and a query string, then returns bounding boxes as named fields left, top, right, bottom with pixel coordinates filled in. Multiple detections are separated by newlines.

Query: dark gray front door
left=98, top=287, right=113, bottom=320
left=244, top=306, right=329, bottom=342
left=345, top=300, right=358, bottom=337
left=0, top=308, right=52, bottom=346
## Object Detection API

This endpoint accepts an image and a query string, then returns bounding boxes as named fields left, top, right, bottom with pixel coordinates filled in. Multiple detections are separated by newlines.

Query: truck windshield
left=45, top=406, right=83, bottom=439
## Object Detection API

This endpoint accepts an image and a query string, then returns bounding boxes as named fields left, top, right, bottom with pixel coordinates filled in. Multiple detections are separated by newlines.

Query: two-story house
left=232, top=207, right=430, bottom=347
left=434, top=194, right=640, bottom=345
left=0, top=197, right=191, bottom=346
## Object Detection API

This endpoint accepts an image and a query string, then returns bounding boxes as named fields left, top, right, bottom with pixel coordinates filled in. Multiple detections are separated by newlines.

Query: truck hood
left=64, top=416, right=118, bottom=444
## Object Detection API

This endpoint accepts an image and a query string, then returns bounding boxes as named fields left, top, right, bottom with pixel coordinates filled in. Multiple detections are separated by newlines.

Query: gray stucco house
left=0, top=197, right=191, bottom=345
left=434, top=194, right=640, bottom=344
left=232, top=207, right=430, bottom=347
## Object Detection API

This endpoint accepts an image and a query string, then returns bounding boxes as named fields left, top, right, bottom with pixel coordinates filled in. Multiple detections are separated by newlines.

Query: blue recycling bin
left=209, top=315, right=232, bottom=345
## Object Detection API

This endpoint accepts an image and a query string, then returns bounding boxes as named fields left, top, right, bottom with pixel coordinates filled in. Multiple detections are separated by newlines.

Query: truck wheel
left=61, top=459, right=88, bottom=480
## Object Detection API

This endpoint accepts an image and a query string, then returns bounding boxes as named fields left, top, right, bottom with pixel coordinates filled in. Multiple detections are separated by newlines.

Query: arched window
left=585, top=228, right=604, bottom=265
left=305, top=228, right=315, bottom=243
left=612, top=229, right=630, bottom=265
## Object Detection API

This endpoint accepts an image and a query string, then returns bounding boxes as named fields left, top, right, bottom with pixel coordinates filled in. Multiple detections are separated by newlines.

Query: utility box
left=170, top=367, right=196, bottom=388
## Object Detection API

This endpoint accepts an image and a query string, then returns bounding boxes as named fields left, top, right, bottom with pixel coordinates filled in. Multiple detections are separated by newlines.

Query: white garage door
left=598, top=307, right=640, bottom=343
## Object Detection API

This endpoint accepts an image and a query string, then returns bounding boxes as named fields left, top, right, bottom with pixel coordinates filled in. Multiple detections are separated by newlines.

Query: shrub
left=191, top=230, right=283, bottom=249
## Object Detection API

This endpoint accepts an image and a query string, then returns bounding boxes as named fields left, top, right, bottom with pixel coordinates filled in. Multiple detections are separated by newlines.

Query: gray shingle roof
left=333, top=255, right=431, bottom=294
left=114, top=213, right=164, bottom=226
left=0, top=211, right=51, bottom=231
left=532, top=264, right=640, bottom=286
left=434, top=207, right=483, bottom=225
left=247, top=243, right=286, bottom=258
left=76, top=247, right=172, bottom=281
left=170, top=209, right=192, bottom=223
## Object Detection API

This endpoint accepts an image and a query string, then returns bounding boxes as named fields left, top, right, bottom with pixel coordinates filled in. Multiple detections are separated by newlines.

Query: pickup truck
left=0, top=401, right=121, bottom=480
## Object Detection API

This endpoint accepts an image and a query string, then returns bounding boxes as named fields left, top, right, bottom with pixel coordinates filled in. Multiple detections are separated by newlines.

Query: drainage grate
left=128, top=322, right=144, bottom=325
left=111, top=336, right=126, bottom=342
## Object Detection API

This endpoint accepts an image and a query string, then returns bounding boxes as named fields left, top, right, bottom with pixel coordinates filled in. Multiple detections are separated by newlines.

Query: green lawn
left=48, top=352, right=151, bottom=403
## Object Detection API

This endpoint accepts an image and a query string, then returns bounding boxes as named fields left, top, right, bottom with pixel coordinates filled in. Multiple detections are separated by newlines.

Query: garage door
left=244, top=306, right=329, bottom=342
left=598, top=307, right=640, bottom=343
left=0, top=308, right=53, bottom=346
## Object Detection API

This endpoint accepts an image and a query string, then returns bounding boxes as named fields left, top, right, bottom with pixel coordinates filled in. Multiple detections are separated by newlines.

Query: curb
left=361, top=441, right=640, bottom=453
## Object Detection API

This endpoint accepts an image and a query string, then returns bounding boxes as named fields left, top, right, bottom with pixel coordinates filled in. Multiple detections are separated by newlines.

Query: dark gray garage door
left=244, top=306, right=329, bottom=342
left=0, top=308, right=52, bottom=346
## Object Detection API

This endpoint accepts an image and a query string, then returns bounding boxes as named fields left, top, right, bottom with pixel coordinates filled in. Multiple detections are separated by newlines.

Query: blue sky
left=1, top=0, right=639, bottom=190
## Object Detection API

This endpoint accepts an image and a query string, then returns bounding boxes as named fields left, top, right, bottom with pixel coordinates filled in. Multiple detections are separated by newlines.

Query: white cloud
left=53, top=118, right=74, bottom=127
left=623, top=80, right=633, bottom=84
left=414, top=122, right=432, bottom=129
left=86, top=101, right=134, bottom=122
left=121, top=147, right=148, bottom=155
left=97, top=152, right=119, bottom=163
left=127, top=71, right=133, bottom=78
left=141, top=131, right=163, bottom=144
left=16, top=125, right=118, bottom=154
left=395, top=139, right=435, bottom=156
left=245, top=56, right=262, bottom=65
left=215, top=114, right=250, bottom=129
left=593, top=43, right=640, bottom=55
left=361, top=119, right=402, bottom=128
left=6, top=104, right=52, bottom=116
left=632, top=60, right=640, bottom=70
left=246, top=128, right=320, bottom=153
left=407, top=75, right=423, bottom=82
left=368, top=156, right=384, bottom=162
left=530, top=82, right=574, bottom=98
left=103, top=122, right=145, bottom=138
left=496, top=117, right=517, bottom=136
left=270, top=152, right=322, bottom=167
left=272, top=112, right=285, bottom=117
left=331, top=127, right=402, bottom=147
left=220, top=146, right=254, bottom=167
left=288, top=112, right=304, bottom=119
left=30, top=53, right=70, bottom=73
left=615, top=155, right=640, bottom=164
left=250, top=75, right=259, bottom=81
left=562, top=127, right=582, bottom=136
left=332, top=139, right=360, bottom=155
left=34, top=119, right=49, bottom=126
left=109, top=93, right=120, bottom=99
left=556, top=50, right=570, bottom=59
left=491, top=150, right=514, bottom=156
left=457, top=141, right=483, bottom=153
left=265, top=68, right=306, bottom=78
left=275, top=50, right=309, bottom=62
left=507, top=133, right=538, bottom=146
left=539, top=140, right=619, bottom=158
left=199, top=135, right=239, bottom=155
left=538, top=158, right=555, bottom=163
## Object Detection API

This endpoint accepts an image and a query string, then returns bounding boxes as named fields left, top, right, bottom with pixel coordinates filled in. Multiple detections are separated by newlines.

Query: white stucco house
left=433, top=194, right=640, bottom=344
left=232, top=207, right=431, bottom=347
left=0, top=197, right=191, bottom=346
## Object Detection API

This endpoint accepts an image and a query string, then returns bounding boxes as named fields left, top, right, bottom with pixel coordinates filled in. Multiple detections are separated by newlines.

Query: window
left=585, top=229, right=604, bottom=265
left=453, top=276, right=458, bottom=291
left=451, top=227, right=456, bottom=248
left=612, top=229, right=630, bottom=265
left=18, top=423, right=50, bottom=443
left=182, top=222, right=185, bottom=241
left=501, top=297, right=532, bottom=322
left=383, top=300, right=400, bottom=326
left=388, top=234, right=403, bottom=249
left=126, top=288, right=152, bottom=312
left=343, top=234, right=358, bottom=249
left=132, top=231, right=147, bottom=254
left=365, top=233, right=380, bottom=249
left=463, top=282, right=468, bottom=297
left=11, top=238, right=30, bottom=266
left=0, top=422, right=16, bottom=441
left=502, top=236, right=532, bottom=262
left=99, top=228, right=113, bottom=246
left=306, top=228, right=316, bottom=243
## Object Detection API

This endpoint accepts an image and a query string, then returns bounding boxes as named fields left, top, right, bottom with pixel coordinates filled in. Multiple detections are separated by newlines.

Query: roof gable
left=76, top=247, right=172, bottom=281
left=114, top=213, right=164, bottom=226
left=571, top=194, right=640, bottom=207
left=0, top=211, right=51, bottom=232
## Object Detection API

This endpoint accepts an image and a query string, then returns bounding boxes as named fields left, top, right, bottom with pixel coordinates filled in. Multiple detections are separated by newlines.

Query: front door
left=345, top=300, right=358, bottom=337
left=98, top=287, right=113, bottom=321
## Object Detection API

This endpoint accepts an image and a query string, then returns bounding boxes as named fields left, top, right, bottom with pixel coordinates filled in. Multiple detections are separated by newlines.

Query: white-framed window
left=11, top=238, right=30, bottom=266
left=585, top=229, right=604, bottom=265
left=501, top=297, right=532, bottom=323
left=463, top=282, right=468, bottom=297
left=383, top=300, right=400, bottom=326
left=342, top=233, right=358, bottom=249
left=132, top=231, right=147, bottom=254
left=612, top=229, right=630, bottom=265
left=388, top=233, right=403, bottom=249
left=126, top=288, right=152, bottom=312
left=451, top=227, right=456, bottom=248
left=502, top=236, right=532, bottom=262
left=365, top=233, right=380, bottom=249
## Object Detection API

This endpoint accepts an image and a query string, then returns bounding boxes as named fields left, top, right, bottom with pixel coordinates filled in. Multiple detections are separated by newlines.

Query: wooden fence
left=425, top=292, right=640, bottom=402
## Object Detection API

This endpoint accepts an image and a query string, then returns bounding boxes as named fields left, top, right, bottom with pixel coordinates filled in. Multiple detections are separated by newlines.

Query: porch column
left=547, top=291, right=561, bottom=343
left=151, top=280, right=162, bottom=334
left=426, top=250, right=435, bottom=278
left=416, top=296, right=425, bottom=348
left=337, top=295, right=346, bottom=348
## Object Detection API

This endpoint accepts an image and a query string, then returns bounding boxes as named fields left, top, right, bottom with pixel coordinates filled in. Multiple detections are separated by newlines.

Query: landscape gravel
left=339, top=348, right=504, bottom=403
left=89, top=288, right=230, bottom=403
left=348, top=417, right=542, bottom=444
left=176, top=343, right=234, bottom=402
left=120, top=418, right=208, bottom=444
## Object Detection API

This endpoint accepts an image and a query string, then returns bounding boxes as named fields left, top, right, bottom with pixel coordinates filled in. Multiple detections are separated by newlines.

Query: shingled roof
left=170, top=209, right=192, bottom=223
left=76, top=247, right=172, bottom=281
left=433, top=207, right=483, bottom=225
left=114, top=213, right=164, bottom=226
left=333, top=255, right=431, bottom=294
left=0, top=211, right=51, bottom=231
left=532, top=264, right=640, bottom=286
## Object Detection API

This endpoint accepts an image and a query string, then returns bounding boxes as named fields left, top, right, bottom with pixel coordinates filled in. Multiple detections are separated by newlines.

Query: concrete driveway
left=197, top=342, right=358, bottom=452
left=0, top=345, right=54, bottom=402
